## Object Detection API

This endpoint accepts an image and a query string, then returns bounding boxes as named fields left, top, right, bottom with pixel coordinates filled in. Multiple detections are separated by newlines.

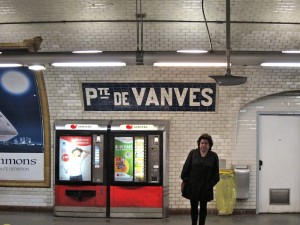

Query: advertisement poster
left=0, top=68, right=45, bottom=182
left=114, top=137, right=133, bottom=182
left=59, top=136, right=92, bottom=181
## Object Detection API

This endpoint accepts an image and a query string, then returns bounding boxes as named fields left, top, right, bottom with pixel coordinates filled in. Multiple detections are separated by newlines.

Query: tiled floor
left=1, top=211, right=300, bottom=225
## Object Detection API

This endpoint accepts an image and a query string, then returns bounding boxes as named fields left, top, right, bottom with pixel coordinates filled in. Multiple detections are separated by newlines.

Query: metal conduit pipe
left=1, top=20, right=300, bottom=26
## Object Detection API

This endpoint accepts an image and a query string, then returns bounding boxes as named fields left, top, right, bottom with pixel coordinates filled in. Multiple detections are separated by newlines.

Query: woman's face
left=72, top=150, right=81, bottom=157
left=199, top=139, right=210, bottom=152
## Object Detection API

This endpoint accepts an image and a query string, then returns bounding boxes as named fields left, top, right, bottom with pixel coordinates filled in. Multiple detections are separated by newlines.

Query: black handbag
left=181, top=150, right=194, bottom=199
left=181, top=181, right=192, bottom=199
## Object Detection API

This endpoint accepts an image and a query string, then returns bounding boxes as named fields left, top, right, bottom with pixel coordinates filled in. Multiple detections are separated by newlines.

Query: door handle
left=259, top=160, right=263, bottom=170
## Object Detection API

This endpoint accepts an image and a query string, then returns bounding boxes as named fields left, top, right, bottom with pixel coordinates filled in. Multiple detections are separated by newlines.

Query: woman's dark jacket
left=181, top=148, right=220, bottom=201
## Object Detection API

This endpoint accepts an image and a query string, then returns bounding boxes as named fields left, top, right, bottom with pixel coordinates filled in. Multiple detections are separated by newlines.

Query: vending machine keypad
left=148, top=135, right=160, bottom=183
left=93, top=134, right=104, bottom=183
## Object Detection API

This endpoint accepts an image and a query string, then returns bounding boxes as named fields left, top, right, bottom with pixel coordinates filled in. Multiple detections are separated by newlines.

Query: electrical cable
left=201, top=0, right=213, bottom=52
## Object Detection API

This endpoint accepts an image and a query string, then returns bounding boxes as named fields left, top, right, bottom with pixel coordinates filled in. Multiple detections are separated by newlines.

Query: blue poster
left=0, top=67, right=44, bottom=181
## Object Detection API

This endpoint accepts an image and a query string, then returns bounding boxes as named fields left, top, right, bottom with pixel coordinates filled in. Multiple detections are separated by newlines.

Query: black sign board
left=82, top=83, right=216, bottom=112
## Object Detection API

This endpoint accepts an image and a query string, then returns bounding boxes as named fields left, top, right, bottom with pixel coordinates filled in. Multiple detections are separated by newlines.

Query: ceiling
left=0, top=0, right=299, bottom=67
left=0, top=0, right=299, bottom=23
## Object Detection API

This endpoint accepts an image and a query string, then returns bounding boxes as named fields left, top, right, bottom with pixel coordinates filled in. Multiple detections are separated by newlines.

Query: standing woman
left=181, top=133, right=220, bottom=225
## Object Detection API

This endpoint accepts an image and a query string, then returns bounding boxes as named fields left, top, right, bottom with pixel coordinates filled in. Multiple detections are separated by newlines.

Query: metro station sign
left=82, top=82, right=216, bottom=112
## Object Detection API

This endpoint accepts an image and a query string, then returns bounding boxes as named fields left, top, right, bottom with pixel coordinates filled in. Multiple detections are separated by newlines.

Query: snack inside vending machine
left=53, top=120, right=109, bottom=217
left=109, top=120, right=169, bottom=218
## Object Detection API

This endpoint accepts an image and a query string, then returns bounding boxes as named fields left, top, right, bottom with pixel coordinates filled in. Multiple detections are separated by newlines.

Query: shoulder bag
left=181, top=150, right=194, bottom=199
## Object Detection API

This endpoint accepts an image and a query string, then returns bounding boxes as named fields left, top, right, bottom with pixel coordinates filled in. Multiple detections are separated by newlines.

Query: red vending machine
left=54, top=120, right=109, bottom=217
left=109, top=120, right=169, bottom=218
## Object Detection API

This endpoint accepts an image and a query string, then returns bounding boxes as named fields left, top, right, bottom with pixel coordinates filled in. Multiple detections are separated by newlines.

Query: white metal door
left=258, top=114, right=300, bottom=213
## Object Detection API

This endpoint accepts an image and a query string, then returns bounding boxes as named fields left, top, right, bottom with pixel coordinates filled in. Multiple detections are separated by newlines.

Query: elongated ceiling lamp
left=28, top=65, right=46, bottom=70
left=261, top=63, right=300, bottom=67
left=51, top=62, right=126, bottom=67
left=209, top=0, right=247, bottom=86
left=282, top=50, right=300, bottom=54
left=72, top=50, right=102, bottom=54
left=177, top=50, right=208, bottom=53
left=0, top=63, right=22, bottom=67
left=153, top=62, right=226, bottom=67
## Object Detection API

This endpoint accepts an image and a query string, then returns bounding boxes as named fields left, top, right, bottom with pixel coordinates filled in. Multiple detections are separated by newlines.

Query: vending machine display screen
left=114, top=136, right=148, bottom=183
left=58, top=136, right=92, bottom=182
left=134, top=136, right=146, bottom=182
left=114, top=137, right=134, bottom=182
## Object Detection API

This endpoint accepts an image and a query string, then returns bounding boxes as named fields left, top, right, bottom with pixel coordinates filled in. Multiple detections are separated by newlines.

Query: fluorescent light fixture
left=0, top=63, right=22, bottom=67
left=153, top=62, right=227, bottom=67
left=72, top=50, right=103, bottom=54
left=261, top=62, right=300, bottom=67
left=0, top=52, right=2, bottom=54
left=51, top=62, right=126, bottom=67
left=28, top=65, right=46, bottom=71
left=282, top=50, right=300, bottom=54
left=177, top=49, right=208, bottom=53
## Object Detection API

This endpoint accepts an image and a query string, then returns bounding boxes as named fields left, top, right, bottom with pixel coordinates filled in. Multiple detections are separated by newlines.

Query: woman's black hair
left=197, top=133, right=213, bottom=150
left=72, top=147, right=83, bottom=153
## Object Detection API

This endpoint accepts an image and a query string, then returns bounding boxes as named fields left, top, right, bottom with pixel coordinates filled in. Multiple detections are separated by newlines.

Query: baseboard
left=169, top=208, right=256, bottom=215
left=0, top=205, right=256, bottom=215
left=0, top=205, right=53, bottom=212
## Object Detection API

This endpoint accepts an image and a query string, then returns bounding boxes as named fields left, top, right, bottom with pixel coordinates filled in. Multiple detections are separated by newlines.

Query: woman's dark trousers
left=190, top=200, right=208, bottom=225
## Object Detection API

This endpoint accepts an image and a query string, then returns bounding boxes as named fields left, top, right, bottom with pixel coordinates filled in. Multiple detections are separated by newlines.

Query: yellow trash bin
left=216, top=169, right=236, bottom=215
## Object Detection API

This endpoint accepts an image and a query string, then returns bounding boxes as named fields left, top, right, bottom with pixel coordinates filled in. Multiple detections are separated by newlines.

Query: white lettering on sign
left=174, top=88, right=188, bottom=106
left=82, top=83, right=216, bottom=111
left=114, top=92, right=129, bottom=106
left=161, top=88, right=172, bottom=106
left=189, top=88, right=201, bottom=106
left=85, top=87, right=111, bottom=105
left=145, top=88, right=159, bottom=106
left=85, top=88, right=97, bottom=106
left=98, top=88, right=110, bottom=97
left=201, top=88, right=213, bottom=106
left=85, top=87, right=213, bottom=107
left=132, top=88, right=146, bottom=105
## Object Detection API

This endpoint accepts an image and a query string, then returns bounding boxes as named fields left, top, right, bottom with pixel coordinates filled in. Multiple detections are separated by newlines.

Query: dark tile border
left=169, top=208, right=256, bottom=215
left=0, top=206, right=256, bottom=215
left=0, top=206, right=53, bottom=212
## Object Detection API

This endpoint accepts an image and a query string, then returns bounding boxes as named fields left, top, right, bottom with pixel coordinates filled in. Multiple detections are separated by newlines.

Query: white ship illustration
left=0, top=110, right=18, bottom=141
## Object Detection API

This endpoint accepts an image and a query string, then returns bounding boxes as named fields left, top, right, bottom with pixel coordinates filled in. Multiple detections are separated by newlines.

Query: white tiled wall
left=3, top=65, right=300, bottom=210
left=234, top=92, right=300, bottom=210
left=1, top=23, right=300, bottom=51
left=0, top=0, right=300, bottom=212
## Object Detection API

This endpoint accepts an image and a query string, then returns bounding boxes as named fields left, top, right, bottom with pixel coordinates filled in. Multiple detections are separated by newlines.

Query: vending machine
left=109, top=120, right=169, bottom=218
left=53, top=120, right=109, bottom=217
left=53, top=119, right=169, bottom=218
